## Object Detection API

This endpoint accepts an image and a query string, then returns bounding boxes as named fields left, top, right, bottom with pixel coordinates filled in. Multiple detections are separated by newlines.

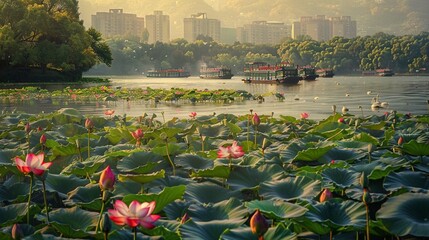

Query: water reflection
left=1, top=76, right=428, bottom=120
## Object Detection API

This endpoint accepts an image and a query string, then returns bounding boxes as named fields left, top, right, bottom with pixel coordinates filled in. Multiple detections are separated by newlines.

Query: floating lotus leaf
left=44, top=173, right=89, bottom=198
left=111, top=180, right=141, bottom=197
left=52, top=108, right=83, bottom=124
left=351, top=158, right=405, bottom=180
left=0, top=203, right=27, bottom=227
left=0, top=181, right=29, bottom=202
left=187, top=198, right=248, bottom=222
left=384, top=171, right=429, bottom=193
left=56, top=123, right=87, bottom=137
left=122, top=185, right=186, bottom=214
left=300, top=201, right=366, bottom=233
left=320, top=148, right=366, bottom=163
left=345, top=186, right=387, bottom=203
left=245, top=200, right=308, bottom=220
left=184, top=182, right=240, bottom=204
left=144, top=225, right=181, bottom=240
left=402, top=140, right=429, bottom=156
left=227, top=165, right=284, bottom=191
left=175, top=154, right=214, bottom=170
left=337, top=140, right=376, bottom=151
left=118, top=170, right=165, bottom=184
left=281, top=142, right=335, bottom=162
left=226, top=122, right=242, bottom=135
left=163, top=200, right=190, bottom=220
left=321, top=168, right=359, bottom=189
left=61, top=156, right=106, bottom=177
left=45, top=206, right=97, bottom=238
left=260, top=176, right=321, bottom=201
left=222, top=225, right=297, bottom=240
left=179, top=219, right=244, bottom=240
left=353, top=132, right=379, bottom=145
left=377, top=193, right=429, bottom=237
left=152, top=143, right=185, bottom=158
left=66, top=184, right=102, bottom=210
left=117, top=151, right=163, bottom=173
left=190, top=165, right=231, bottom=179
left=198, top=123, right=230, bottom=138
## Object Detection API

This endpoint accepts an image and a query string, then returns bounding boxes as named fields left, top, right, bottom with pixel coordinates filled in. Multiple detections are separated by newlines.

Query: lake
left=2, top=75, right=429, bottom=120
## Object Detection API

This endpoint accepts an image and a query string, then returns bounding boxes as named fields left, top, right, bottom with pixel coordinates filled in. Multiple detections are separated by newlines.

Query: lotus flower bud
left=397, top=136, right=404, bottom=145
left=99, top=166, right=115, bottom=191
left=180, top=212, right=189, bottom=224
left=40, top=134, right=47, bottom=145
left=85, top=118, right=94, bottom=132
left=319, top=188, right=333, bottom=203
left=252, top=113, right=260, bottom=126
left=24, top=123, right=31, bottom=134
left=362, top=188, right=371, bottom=206
left=250, top=209, right=269, bottom=237
left=338, top=117, right=345, bottom=123
left=11, top=223, right=24, bottom=240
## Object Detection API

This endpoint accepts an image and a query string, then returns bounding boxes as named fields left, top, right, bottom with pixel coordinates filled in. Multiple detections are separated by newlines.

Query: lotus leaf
left=402, top=140, right=429, bottom=156
left=184, top=182, right=240, bottom=204
left=245, top=200, right=308, bottom=220
left=187, top=198, right=248, bottom=222
left=118, top=170, right=166, bottom=185
left=44, top=206, right=97, bottom=238
left=260, top=176, right=321, bottom=201
left=321, top=168, right=359, bottom=189
left=122, top=185, right=186, bottom=213
left=43, top=173, right=89, bottom=198
left=190, top=165, right=231, bottom=179
left=179, top=219, right=244, bottom=240
left=0, top=203, right=27, bottom=227
left=175, top=154, right=214, bottom=170
left=117, top=151, right=163, bottom=173
left=227, top=165, right=284, bottom=191
left=377, top=193, right=429, bottom=237
left=221, top=225, right=296, bottom=240
left=384, top=171, right=429, bottom=193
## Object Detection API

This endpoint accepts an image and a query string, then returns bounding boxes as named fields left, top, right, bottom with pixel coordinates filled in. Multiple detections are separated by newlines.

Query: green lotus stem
left=165, top=139, right=176, bottom=176
left=27, top=174, right=34, bottom=224
left=200, top=135, right=204, bottom=152
left=247, top=115, right=250, bottom=143
left=87, top=131, right=91, bottom=159
left=254, top=125, right=258, bottom=149
left=329, top=230, right=333, bottom=240
left=133, top=227, right=137, bottom=240
left=42, top=179, right=50, bottom=224
left=104, top=232, right=108, bottom=240
left=95, top=191, right=107, bottom=233
left=365, top=205, right=370, bottom=240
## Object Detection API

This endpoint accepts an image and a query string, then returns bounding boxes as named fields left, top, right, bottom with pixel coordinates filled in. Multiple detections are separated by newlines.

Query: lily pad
left=260, top=176, right=321, bottom=201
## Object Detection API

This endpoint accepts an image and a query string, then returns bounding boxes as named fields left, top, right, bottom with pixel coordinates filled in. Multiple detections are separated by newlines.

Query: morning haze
left=79, top=0, right=429, bottom=39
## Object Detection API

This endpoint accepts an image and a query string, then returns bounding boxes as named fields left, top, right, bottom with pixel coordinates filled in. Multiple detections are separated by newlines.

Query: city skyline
left=79, top=0, right=429, bottom=39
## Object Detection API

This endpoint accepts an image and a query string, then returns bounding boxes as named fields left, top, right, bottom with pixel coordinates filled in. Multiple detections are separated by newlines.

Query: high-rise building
left=237, top=21, right=290, bottom=45
left=146, top=11, right=170, bottom=44
left=91, top=9, right=144, bottom=39
left=292, top=15, right=356, bottom=41
left=330, top=16, right=357, bottom=39
left=183, top=13, right=221, bottom=42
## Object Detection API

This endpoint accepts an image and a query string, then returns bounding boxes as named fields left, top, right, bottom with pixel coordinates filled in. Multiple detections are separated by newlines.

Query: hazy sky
left=79, top=0, right=429, bottom=38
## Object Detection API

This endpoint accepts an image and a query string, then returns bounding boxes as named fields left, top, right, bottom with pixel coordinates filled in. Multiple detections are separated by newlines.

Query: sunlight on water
left=2, top=76, right=429, bottom=120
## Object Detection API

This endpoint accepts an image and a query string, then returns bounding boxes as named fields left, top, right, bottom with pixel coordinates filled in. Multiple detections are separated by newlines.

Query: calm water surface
left=2, top=76, right=429, bottom=120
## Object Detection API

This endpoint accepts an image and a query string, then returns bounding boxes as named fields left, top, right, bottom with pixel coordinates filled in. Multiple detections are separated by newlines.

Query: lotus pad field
left=1, top=107, right=429, bottom=239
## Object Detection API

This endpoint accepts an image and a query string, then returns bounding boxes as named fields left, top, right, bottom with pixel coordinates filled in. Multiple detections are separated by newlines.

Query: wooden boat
left=199, top=66, right=233, bottom=79
left=299, top=66, right=319, bottom=80
left=242, top=62, right=301, bottom=85
left=376, top=68, right=394, bottom=77
left=146, top=69, right=190, bottom=78
left=316, top=68, right=335, bottom=78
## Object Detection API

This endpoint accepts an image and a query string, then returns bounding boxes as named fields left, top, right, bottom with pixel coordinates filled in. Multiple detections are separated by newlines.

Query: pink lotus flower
left=108, top=200, right=160, bottom=229
left=300, top=112, right=309, bottom=119
left=104, top=109, right=115, bottom=116
left=25, top=122, right=31, bottom=134
left=99, top=166, right=115, bottom=191
left=252, top=113, right=260, bottom=126
left=398, top=136, right=404, bottom=145
left=217, top=141, right=245, bottom=159
left=15, top=153, right=52, bottom=176
left=189, top=112, right=197, bottom=118
left=131, top=129, right=144, bottom=141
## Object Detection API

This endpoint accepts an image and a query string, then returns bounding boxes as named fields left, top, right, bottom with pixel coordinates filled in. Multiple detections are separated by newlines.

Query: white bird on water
left=371, top=94, right=389, bottom=109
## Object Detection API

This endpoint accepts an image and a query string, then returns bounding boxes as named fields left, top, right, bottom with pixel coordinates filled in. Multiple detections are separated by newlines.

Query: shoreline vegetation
left=0, top=105, right=428, bottom=239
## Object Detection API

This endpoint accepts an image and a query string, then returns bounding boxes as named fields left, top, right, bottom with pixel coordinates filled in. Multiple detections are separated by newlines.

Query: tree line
left=0, top=0, right=112, bottom=82
left=89, top=32, right=429, bottom=76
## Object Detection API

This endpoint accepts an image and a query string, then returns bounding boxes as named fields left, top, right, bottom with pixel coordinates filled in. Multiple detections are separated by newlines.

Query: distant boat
left=199, top=66, right=233, bottom=79
left=376, top=68, right=394, bottom=77
left=242, top=62, right=301, bottom=85
left=316, top=68, right=335, bottom=78
left=146, top=69, right=191, bottom=78
left=299, top=66, right=319, bottom=80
